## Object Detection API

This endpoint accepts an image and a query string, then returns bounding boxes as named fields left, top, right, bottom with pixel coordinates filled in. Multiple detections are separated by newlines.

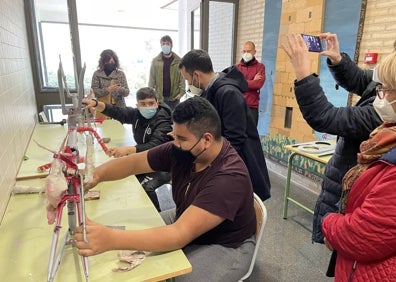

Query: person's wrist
left=329, top=54, right=342, bottom=65
left=91, top=98, right=98, bottom=107
left=295, top=71, right=311, bottom=81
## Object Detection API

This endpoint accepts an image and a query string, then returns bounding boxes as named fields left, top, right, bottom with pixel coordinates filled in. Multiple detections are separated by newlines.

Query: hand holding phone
left=301, top=34, right=323, bottom=52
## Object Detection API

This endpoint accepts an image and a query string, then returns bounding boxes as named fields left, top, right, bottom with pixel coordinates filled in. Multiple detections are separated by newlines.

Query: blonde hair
left=378, top=51, right=396, bottom=89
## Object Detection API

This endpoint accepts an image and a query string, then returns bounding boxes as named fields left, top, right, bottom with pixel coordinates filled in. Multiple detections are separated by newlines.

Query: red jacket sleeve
left=247, top=63, right=265, bottom=91
left=322, top=164, right=396, bottom=262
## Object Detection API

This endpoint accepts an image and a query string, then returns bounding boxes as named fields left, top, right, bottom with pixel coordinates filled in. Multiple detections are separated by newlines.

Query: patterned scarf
left=339, top=123, right=396, bottom=214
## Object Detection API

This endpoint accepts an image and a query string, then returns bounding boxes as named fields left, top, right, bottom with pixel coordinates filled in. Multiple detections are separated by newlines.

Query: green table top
left=3, top=120, right=191, bottom=281
left=17, top=120, right=132, bottom=180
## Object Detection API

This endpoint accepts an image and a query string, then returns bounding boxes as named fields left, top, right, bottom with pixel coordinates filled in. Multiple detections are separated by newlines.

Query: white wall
left=0, top=0, right=36, bottom=220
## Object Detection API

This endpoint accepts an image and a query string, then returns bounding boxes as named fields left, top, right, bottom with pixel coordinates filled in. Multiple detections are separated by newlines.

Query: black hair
left=178, top=49, right=214, bottom=75
left=136, top=87, right=158, bottom=101
left=172, top=96, right=221, bottom=140
left=98, top=49, right=120, bottom=70
left=160, top=35, right=173, bottom=46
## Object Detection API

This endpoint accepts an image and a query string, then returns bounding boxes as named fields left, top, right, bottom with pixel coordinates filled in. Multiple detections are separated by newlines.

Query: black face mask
left=171, top=135, right=204, bottom=165
left=103, top=63, right=116, bottom=76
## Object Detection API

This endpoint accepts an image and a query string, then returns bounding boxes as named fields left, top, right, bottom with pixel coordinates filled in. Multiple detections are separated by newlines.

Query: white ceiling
left=34, top=0, right=179, bottom=30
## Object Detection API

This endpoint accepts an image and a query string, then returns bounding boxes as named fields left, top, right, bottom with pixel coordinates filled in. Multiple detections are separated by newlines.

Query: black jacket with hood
left=201, top=66, right=271, bottom=201
left=102, top=102, right=173, bottom=152
left=294, top=53, right=382, bottom=243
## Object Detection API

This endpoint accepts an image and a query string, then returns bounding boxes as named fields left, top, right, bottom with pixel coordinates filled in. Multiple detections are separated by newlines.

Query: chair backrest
left=239, top=193, right=268, bottom=281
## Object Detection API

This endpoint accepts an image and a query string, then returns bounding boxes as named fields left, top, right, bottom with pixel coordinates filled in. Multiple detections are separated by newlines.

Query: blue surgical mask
left=139, top=107, right=157, bottom=119
left=161, top=45, right=171, bottom=55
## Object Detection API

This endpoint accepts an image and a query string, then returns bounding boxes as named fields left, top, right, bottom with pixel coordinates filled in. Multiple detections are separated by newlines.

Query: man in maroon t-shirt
left=75, top=97, right=257, bottom=281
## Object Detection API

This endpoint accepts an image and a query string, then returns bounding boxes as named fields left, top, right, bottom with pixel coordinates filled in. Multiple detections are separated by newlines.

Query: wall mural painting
left=261, top=134, right=325, bottom=183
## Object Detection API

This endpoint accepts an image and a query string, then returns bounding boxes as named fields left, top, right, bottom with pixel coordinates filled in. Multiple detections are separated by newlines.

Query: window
left=284, top=107, right=293, bottom=129
left=192, top=7, right=200, bottom=49
left=201, top=0, right=238, bottom=71
left=28, top=0, right=76, bottom=90
left=27, top=0, right=179, bottom=109
left=40, top=22, right=76, bottom=89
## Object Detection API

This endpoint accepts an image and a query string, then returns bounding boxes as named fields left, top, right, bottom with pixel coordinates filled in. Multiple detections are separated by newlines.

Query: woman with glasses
left=321, top=51, right=396, bottom=281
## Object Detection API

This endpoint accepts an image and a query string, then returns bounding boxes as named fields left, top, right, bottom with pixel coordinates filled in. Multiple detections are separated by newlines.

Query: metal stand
left=46, top=57, right=90, bottom=282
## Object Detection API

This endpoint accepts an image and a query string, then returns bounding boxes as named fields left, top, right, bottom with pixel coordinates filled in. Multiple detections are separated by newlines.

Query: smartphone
left=301, top=34, right=323, bottom=52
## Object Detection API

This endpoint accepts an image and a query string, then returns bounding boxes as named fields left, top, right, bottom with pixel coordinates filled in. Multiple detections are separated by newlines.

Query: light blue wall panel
left=258, top=0, right=282, bottom=136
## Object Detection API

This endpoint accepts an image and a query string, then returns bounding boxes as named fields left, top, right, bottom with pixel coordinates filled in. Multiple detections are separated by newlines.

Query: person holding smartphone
left=281, top=33, right=383, bottom=276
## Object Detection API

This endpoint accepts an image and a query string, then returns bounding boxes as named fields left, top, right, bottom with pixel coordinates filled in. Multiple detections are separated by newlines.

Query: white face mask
left=372, top=66, right=382, bottom=83
left=189, top=84, right=202, bottom=96
left=188, top=74, right=202, bottom=96
left=373, top=96, right=396, bottom=122
left=242, top=52, right=253, bottom=63
left=180, top=91, right=195, bottom=103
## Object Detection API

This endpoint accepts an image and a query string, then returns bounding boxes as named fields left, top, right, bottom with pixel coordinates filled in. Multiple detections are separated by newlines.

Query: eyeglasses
left=376, top=85, right=396, bottom=99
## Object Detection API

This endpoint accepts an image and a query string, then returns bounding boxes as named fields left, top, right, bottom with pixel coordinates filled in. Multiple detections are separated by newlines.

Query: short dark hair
left=98, top=49, right=120, bottom=70
left=178, top=49, right=214, bottom=75
left=136, top=87, right=158, bottom=101
left=172, top=96, right=221, bottom=140
left=160, top=35, right=173, bottom=45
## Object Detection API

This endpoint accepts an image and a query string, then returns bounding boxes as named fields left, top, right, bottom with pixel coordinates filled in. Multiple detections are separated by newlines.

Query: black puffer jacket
left=293, top=53, right=382, bottom=243
left=202, top=66, right=271, bottom=201
left=102, top=102, right=173, bottom=152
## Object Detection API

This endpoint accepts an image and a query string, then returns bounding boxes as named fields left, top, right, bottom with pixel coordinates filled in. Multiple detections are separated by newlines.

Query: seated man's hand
left=83, top=171, right=99, bottom=190
left=106, top=146, right=136, bottom=158
left=74, top=217, right=114, bottom=257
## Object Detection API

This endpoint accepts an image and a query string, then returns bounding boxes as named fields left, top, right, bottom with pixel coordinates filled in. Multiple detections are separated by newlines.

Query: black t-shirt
left=147, top=139, right=256, bottom=248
